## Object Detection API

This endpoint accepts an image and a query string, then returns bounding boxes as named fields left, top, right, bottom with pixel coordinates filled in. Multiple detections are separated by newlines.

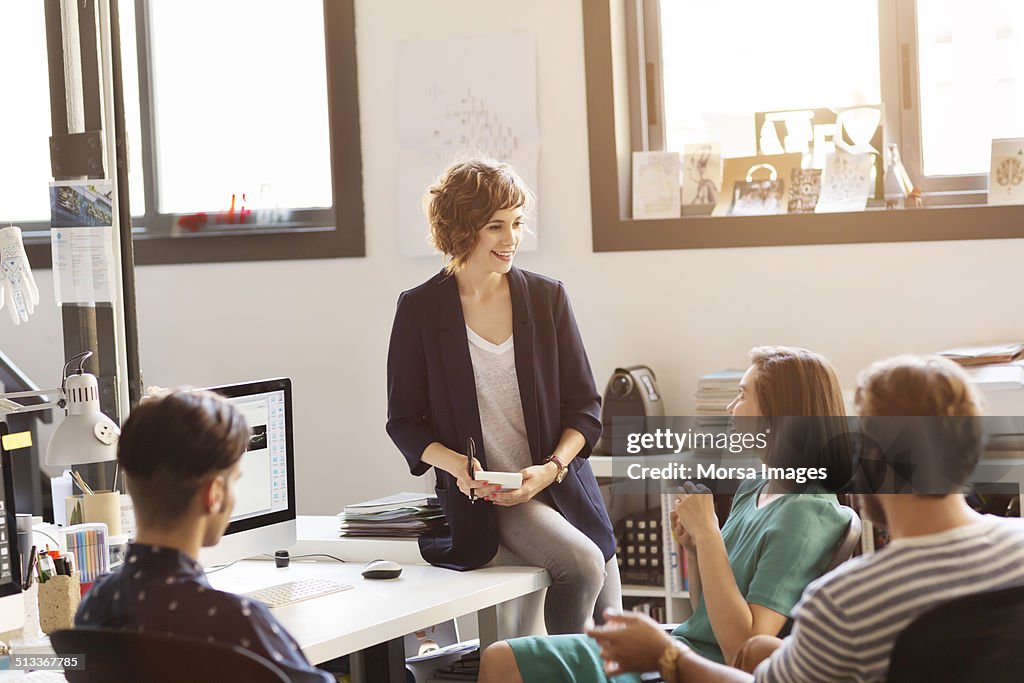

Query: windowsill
left=25, top=221, right=361, bottom=267
left=594, top=203, right=1024, bottom=252
left=131, top=222, right=336, bottom=240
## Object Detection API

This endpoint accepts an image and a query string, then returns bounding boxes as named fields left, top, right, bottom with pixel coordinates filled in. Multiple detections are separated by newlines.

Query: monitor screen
left=198, top=378, right=297, bottom=566
left=226, top=388, right=290, bottom=524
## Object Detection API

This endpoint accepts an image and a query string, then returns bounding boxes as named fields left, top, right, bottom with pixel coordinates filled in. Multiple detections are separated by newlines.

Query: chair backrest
left=823, top=505, right=862, bottom=574
left=886, top=583, right=1024, bottom=683
left=51, top=627, right=290, bottom=683
left=776, top=505, right=860, bottom=639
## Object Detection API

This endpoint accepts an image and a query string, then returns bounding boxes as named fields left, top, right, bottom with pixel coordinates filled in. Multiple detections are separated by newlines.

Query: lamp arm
left=0, top=388, right=65, bottom=415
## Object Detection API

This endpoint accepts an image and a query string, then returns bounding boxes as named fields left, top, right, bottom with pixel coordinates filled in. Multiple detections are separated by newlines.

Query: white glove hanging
left=0, top=226, right=41, bottom=325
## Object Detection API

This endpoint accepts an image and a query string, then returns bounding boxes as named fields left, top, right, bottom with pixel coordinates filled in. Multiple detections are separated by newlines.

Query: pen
left=467, top=437, right=476, bottom=504
left=71, top=470, right=94, bottom=496
left=24, top=545, right=37, bottom=590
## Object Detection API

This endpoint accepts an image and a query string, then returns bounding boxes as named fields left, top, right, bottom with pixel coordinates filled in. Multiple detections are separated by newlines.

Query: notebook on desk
left=341, top=492, right=438, bottom=515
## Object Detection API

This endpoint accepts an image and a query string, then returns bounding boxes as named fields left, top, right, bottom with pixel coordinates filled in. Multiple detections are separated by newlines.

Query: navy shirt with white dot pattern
left=75, top=543, right=332, bottom=683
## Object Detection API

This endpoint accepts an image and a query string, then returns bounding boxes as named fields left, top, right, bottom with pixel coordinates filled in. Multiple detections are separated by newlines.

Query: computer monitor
left=0, top=423, right=25, bottom=631
left=197, top=378, right=296, bottom=567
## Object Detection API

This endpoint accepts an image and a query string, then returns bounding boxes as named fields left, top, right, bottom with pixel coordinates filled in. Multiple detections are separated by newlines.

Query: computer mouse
left=361, top=559, right=403, bottom=580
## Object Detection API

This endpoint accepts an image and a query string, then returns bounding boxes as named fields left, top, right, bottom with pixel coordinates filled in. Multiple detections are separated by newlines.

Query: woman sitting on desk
left=386, top=157, right=620, bottom=635
left=479, top=346, right=855, bottom=683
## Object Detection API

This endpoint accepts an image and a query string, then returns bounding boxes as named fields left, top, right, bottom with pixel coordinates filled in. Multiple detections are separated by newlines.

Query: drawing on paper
left=632, top=152, right=681, bottom=219
left=788, top=168, right=822, bottom=213
left=815, top=150, right=874, bottom=213
left=682, top=143, right=721, bottom=205
left=398, top=33, right=540, bottom=257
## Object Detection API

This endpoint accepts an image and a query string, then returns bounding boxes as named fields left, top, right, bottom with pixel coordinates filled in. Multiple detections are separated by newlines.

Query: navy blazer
left=386, top=267, right=615, bottom=570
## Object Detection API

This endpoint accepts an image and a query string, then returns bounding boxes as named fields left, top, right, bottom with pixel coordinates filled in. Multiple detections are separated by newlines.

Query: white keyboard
left=243, top=578, right=354, bottom=609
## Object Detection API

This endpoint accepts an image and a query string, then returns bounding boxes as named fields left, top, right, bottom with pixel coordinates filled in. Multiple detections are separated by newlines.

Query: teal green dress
left=507, top=479, right=849, bottom=683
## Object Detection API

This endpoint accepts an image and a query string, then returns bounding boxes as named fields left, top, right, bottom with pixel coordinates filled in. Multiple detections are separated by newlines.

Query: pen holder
left=65, top=491, right=121, bottom=535
left=37, top=572, right=81, bottom=635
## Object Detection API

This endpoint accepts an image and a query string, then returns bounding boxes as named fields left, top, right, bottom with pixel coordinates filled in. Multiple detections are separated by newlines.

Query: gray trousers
left=493, top=494, right=622, bottom=635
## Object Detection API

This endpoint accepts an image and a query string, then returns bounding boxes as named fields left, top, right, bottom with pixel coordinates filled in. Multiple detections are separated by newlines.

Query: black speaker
left=594, top=365, right=664, bottom=455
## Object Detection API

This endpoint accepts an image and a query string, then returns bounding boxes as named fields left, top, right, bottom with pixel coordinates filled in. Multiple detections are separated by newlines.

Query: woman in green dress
left=478, top=346, right=854, bottom=683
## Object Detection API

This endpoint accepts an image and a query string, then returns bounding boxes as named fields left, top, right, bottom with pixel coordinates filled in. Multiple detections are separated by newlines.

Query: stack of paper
left=695, top=370, right=743, bottom=427
left=338, top=492, right=446, bottom=538
left=938, top=342, right=1024, bottom=367
left=342, top=492, right=436, bottom=515
left=426, top=649, right=480, bottom=681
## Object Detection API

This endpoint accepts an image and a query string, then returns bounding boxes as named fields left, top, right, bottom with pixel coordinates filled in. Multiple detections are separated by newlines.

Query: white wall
left=5, top=0, right=1023, bottom=515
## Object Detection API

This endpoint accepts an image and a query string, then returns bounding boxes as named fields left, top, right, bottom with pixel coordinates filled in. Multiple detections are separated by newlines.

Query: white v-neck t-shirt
left=466, top=326, right=532, bottom=473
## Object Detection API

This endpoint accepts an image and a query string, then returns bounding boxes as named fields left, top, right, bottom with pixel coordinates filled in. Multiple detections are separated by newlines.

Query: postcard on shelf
left=989, top=138, right=1024, bottom=206
left=682, top=143, right=722, bottom=206
left=632, top=151, right=681, bottom=219
left=815, top=149, right=874, bottom=213
left=729, top=164, right=784, bottom=216
left=712, top=153, right=802, bottom=217
left=788, top=168, right=822, bottom=213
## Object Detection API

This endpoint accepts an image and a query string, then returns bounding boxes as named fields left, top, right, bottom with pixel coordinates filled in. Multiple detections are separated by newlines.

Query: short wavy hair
left=426, top=158, right=534, bottom=274
left=854, top=354, right=984, bottom=492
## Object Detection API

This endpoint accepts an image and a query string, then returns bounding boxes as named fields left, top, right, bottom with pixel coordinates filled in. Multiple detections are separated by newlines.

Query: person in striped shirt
left=584, top=354, right=1024, bottom=683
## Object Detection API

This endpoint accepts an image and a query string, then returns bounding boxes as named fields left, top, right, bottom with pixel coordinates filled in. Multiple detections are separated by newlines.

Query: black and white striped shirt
left=755, top=515, right=1024, bottom=683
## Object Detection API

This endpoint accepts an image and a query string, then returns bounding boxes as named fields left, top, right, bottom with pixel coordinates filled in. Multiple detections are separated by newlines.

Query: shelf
left=621, top=584, right=666, bottom=597
left=621, top=584, right=689, bottom=599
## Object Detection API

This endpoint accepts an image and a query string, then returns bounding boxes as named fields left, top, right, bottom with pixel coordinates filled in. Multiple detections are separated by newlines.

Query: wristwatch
left=544, top=454, right=568, bottom=484
left=658, top=642, right=681, bottom=683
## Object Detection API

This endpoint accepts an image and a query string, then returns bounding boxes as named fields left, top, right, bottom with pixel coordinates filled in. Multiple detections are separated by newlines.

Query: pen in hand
left=467, top=437, right=477, bottom=504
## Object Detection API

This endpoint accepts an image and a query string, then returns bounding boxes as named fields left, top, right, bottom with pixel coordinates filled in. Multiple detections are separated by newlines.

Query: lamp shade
left=45, top=372, right=120, bottom=466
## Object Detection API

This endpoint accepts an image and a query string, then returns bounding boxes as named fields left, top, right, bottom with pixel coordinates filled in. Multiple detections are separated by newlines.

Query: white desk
left=207, top=549, right=549, bottom=681
left=207, top=559, right=547, bottom=663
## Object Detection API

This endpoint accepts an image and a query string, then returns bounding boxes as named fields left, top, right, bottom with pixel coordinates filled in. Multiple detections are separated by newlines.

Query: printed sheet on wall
left=397, top=32, right=540, bottom=258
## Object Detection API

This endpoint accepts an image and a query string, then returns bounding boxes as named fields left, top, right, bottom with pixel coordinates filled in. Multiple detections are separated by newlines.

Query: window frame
left=583, top=0, right=1024, bottom=252
left=24, top=0, right=363, bottom=267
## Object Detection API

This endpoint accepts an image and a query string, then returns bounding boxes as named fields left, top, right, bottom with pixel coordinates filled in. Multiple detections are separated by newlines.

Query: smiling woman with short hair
left=386, top=157, right=621, bottom=635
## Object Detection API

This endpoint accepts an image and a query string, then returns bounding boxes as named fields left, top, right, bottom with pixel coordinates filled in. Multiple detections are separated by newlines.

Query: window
left=0, top=3, right=52, bottom=225
left=144, top=0, right=332, bottom=216
left=912, top=0, right=1024, bottom=178
left=660, top=1, right=880, bottom=159
left=582, top=0, right=1024, bottom=251
left=12, top=0, right=363, bottom=266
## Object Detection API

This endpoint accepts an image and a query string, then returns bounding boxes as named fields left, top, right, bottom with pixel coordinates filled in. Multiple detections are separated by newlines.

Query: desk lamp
left=0, top=351, right=119, bottom=466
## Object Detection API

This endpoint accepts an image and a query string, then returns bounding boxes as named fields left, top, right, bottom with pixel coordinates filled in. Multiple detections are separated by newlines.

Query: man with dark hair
left=75, top=390, right=332, bottom=683
left=575, top=355, right=1024, bottom=683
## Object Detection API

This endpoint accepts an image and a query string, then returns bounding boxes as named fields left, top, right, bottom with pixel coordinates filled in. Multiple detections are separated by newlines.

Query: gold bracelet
left=658, top=642, right=681, bottom=683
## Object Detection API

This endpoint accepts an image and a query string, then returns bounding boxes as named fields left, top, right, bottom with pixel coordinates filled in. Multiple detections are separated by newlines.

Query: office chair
left=775, top=504, right=861, bottom=638
left=51, top=627, right=290, bottom=683
left=642, top=505, right=861, bottom=682
left=886, top=583, right=1024, bottom=683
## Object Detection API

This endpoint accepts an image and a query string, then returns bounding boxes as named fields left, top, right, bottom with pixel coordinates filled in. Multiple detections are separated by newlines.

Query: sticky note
left=1, top=431, right=33, bottom=451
